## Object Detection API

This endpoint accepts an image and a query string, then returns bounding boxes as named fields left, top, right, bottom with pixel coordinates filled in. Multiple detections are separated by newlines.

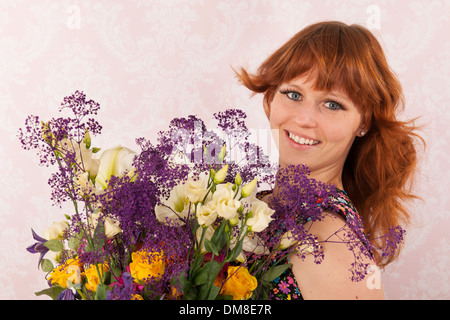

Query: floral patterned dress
left=256, top=188, right=368, bottom=300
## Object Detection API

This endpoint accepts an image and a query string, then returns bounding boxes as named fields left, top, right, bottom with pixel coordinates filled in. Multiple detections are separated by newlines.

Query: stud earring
left=360, top=131, right=365, bottom=136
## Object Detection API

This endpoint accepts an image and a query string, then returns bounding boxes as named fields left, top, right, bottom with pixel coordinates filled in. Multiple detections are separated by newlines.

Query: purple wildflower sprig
left=18, top=90, right=102, bottom=207
left=248, top=164, right=406, bottom=286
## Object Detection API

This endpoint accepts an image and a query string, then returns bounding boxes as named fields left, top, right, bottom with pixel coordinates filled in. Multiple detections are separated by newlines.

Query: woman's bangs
left=282, top=36, right=363, bottom=106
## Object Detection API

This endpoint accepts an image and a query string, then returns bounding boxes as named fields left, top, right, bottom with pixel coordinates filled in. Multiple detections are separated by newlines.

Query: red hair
left=236, top=21, right=424, bottom=267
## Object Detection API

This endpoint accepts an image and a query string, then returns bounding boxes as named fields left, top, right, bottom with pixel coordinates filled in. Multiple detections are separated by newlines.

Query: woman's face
left=267, top=73, right=366, bottom=187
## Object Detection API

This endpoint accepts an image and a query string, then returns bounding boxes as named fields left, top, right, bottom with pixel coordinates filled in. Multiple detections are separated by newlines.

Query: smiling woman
left=236, top=21, right=424, bottom=300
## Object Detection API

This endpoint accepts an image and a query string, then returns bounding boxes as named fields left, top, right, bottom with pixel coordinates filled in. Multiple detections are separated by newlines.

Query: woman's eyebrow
left=279, top=82, right=302, bottom=90
left=326, top=91, right=353, bottom=104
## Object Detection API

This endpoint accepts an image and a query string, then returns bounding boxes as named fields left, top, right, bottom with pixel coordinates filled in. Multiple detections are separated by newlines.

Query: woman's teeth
left=288, top=132, right=320, bottom=146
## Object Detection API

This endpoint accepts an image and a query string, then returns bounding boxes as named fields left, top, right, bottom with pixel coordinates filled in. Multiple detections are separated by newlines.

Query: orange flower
left=84, top=263, right=109, bottom=292
left=216, top=266, right=258, bottom=300
left=129, top=249, right=165, bottom=283
left=48, top=258, right=83, bottom=288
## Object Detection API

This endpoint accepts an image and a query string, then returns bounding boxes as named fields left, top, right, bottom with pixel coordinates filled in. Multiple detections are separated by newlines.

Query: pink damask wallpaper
left=1, top=0, right=449, bottom=299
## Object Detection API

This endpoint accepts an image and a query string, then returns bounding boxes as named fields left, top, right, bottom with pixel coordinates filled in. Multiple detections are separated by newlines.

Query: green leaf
left=175, top=272, right=198, bottom=300
left=43, top=239, right=63, bottom=252
left=40, top=258, right=54, bottom=273
left=227, top=239, right=243, bottom=262
left=252, top=282, right=270, bottom=300
left=190, top=252, right=205, bottom=274
left=103, top=271, right=112, bottom=285
left=193, top=267, right=208, bottom=286
left=35, top=286, right=65, bottom=300
left=193, top=260, right=221, bottom=286
left=182, top=284, right=198, bottom=300
left=204, top=239, right=219, bottom=255
left=207, top=284, right=220, bottom=300
left=210, top=220, right=227, bottom=249
left=196, top=280, right=221, bottom=300
left=68, top=235, right=80, bottom=250
left=109, top=259, right=122, bottom=278
left=95, top=284, right=108, bottom=300
left=86, top=221, right=105, bottom=252
left=263, top=263, right=292, bottom=283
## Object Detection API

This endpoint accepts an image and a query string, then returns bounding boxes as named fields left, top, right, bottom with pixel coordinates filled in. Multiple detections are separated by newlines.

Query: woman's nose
left=293, top=101, right=318, bottom=128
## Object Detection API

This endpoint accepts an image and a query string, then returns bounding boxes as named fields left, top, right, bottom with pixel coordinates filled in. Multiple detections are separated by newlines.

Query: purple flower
left=26, top=229, right=49, bottom=269
left=57, top=289, right=76, bottom=300
left=107, top=272, right=135, bottom=300
left=278, top=281, right=290, bottom=294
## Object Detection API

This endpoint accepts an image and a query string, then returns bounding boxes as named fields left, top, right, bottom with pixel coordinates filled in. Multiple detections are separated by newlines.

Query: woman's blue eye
left=281, top=90, right=301, bottom=101
left=287, top=92, right=301, bottom=100
left=325, top=101, right=344, bottom=110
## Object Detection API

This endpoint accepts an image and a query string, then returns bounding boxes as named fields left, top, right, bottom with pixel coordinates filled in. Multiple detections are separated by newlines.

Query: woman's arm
left=290, top=213, right=384, bottom=300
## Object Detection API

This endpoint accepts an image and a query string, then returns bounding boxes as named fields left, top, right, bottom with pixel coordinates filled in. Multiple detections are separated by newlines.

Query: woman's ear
left=357, top=123, right=372, bottom=137
left=357, top=114, right=371, bottom=137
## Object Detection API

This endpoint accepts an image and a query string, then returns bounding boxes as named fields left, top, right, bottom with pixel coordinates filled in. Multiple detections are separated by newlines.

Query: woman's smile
left=286, top=130, right=321, bottom=147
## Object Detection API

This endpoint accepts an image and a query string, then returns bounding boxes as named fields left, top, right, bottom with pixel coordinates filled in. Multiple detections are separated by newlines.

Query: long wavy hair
left=236, top=21, right=424, bottom=267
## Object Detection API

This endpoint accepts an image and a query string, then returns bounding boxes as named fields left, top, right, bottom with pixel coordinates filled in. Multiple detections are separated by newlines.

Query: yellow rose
left=48, top=258, right=83, bottom=288
left=216, top=266, right=258, bottom=300
left=84, top=263, right=109, bottom=292
left=129, top=249, right=166, bottom=283
left=131, top=294, right=144, bottom=300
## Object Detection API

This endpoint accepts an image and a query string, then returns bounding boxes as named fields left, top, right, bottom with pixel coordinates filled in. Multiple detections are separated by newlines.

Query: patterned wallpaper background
left=1, top=0, right=449, bottom=299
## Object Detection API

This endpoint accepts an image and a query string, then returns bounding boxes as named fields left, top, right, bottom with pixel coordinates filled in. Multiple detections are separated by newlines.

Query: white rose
left=43, top=221, right=69, bottom=240
left=230, top=231, right=269, bottom=262
left=196, top=202, right=218, bottom=227
left=155, top=183, right=190, bottom=226
left=242, top=232, right=269, bottom=255
left=246, top=200, right=275, bottom=232
left=104, top=216, right=122, bottom=239
left=184, top=171, right=209, bottom=203
left=211, top=183, right=241, bottom=220
left=75, top=171, right=96, bottom=196
left=87, top=212, right=122, bottom=239
left=95, top=146, right=136, bottom=189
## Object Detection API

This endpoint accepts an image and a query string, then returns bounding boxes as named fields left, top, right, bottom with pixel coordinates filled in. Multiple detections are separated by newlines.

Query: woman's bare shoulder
left=290, top=212, right=384, bottom=300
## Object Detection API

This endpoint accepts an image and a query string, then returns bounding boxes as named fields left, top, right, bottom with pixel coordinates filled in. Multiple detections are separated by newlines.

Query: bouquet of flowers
left=20, top=91, right=404, bottom=300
